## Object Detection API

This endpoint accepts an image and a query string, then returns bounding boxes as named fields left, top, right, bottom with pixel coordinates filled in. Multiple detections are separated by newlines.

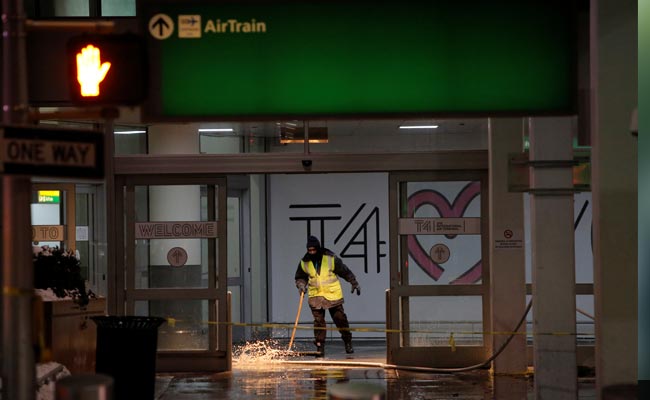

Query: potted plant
left=33, top=245, right=104, bottom=374
left=33, top=246, right=91, bottom=306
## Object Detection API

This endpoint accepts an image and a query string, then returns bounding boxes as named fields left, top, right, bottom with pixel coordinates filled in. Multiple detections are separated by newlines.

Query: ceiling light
left=114, top=130, right=146, bottom=135
left=198, top=128, right=234, bottom=133
left=399, top=125, right=439, bottom=129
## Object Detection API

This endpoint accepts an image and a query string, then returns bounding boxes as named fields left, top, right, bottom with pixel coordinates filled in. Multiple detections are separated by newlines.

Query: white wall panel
left=269, top=173, right=389, bottom=323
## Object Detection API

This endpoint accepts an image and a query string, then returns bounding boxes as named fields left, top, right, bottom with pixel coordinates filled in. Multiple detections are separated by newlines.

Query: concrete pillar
left=529, top=117, right=577, bottom=400
left=488, top=118, right=527, bottom=378
left=148, top=124, right=201, bottom=269
left=147, top=124, right=202, bottom=321
left=589, top=0, right=638, bottom=393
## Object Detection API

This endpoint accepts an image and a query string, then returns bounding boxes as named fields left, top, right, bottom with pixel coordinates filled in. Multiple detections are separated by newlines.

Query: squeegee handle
left=288, top=291, right=305, bottom=351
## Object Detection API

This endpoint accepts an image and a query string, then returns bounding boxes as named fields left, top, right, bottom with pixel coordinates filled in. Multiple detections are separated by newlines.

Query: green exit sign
left=140, top=0, right=577, bottom=120
left=38, top=190, right=60, bottom=203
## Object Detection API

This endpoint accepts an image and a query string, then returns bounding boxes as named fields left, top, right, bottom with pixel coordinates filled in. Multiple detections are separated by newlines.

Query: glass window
left=227, top=197, right=241, bottom=279
left=115, top=126, right=147, bottom=155
left=53, top=0, right=89, bottom=16
left=101, top=0, right=135, bottom=16
left=134, top=184, right=218, bottom=290
left=524, top=192, right=594, bottom=284
left=135, top=299, right=209, bottom=351
left=150, top=118, right=489, bottom=155
left=576, top=295, right=595, bottom=344
left=406, top=296, right=483, bottom=347
left=404, top=181, right=482, bottom=285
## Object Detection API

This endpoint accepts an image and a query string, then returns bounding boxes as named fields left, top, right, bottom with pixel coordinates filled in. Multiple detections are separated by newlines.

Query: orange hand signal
left=76, top=45, right=111, bottom=97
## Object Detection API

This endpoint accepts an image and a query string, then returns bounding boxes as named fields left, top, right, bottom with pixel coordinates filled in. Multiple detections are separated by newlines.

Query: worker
left=295, top=235, right=361, bottom=357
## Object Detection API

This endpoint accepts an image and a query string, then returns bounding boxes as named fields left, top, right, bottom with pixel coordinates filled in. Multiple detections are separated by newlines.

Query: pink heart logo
left=407, top=182, right=481, bottom=284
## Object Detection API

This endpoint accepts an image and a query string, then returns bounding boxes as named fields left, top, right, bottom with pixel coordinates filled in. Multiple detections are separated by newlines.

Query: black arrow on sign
left=172, top=249, right=182, bottom=263
left=152, top=17, right=170, bottom=36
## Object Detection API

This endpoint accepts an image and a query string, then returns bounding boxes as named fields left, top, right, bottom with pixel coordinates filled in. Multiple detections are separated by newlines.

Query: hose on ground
left=284, top=299, right=533, bottom=374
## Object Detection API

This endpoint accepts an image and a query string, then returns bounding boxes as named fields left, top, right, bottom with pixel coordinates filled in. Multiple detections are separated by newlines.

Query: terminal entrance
left=112, top=151, right=488, bottom=372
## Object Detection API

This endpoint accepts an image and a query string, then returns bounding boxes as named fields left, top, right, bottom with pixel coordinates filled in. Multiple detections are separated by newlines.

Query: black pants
left=310, top=304, right=352, bottom=345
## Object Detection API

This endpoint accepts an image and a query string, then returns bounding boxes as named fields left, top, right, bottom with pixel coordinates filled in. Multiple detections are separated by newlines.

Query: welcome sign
left=140, top=0, right=577, bottom=120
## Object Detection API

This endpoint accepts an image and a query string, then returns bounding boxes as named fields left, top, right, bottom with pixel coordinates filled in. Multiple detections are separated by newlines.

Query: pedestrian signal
left=76, top=44, right=111, bottom=97
left=67, top=33, right=147, bottom=105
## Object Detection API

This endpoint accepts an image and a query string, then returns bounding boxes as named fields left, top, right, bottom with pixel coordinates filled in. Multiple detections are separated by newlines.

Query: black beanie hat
left=306, top=236, right=321, bottom=249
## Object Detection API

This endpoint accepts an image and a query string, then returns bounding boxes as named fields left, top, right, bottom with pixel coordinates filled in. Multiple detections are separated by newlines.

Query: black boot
left=315, top=342, right=325, bottom=357
left=344, top=341, right=354, bottom=354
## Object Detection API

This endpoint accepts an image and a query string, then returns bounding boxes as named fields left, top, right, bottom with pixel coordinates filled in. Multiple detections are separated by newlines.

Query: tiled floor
left=154, top=341, right=597, bottom=399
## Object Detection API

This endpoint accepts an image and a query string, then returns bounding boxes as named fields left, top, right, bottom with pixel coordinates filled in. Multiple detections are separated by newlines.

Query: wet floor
left=154, top=341, right=596, bottom=399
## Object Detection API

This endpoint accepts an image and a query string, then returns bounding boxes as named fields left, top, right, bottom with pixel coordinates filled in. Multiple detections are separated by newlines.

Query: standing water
left=156, top=340, right=595, bottom=399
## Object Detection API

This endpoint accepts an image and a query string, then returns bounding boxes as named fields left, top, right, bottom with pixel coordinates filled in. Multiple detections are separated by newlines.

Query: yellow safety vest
left=300, top=255, right=343, bottom=301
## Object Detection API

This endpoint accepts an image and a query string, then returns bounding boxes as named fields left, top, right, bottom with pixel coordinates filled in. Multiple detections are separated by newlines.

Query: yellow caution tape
left=164, top=317, right=586, bottom=338
left=3, top=286, right=34, bottom=297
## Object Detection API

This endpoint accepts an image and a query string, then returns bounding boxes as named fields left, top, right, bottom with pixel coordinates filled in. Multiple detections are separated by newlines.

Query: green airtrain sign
left=140, top=0, right=577, bottom=121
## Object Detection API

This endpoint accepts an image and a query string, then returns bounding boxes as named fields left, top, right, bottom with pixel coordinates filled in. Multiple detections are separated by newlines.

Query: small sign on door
left=32, top=225, right=64, bottom=242
left=167, top=247, right=188, bottom=267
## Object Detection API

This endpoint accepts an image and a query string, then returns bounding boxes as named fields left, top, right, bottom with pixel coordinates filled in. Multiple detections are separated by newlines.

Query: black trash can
left=91, top=316, right=166, bottom=400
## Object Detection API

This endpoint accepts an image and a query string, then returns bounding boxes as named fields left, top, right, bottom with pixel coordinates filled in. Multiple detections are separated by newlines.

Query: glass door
left=115, top=175, right=230, bottom=372
left=388, top=171, right=490, bottom=367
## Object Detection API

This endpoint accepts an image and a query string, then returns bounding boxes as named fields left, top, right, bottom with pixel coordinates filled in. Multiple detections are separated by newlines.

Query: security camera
left=302, top=159, right=312, bottom=168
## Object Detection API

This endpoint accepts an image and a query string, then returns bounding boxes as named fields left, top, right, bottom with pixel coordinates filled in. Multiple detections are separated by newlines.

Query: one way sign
left=0, top=125, right=104, bottom=179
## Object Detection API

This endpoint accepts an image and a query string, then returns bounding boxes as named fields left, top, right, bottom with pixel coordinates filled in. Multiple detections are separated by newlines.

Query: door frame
left=113, top=174, right=230, bottom=372
left=226, top=182, right=252, bottom=342
left=387, top=170, right=491, bottom=368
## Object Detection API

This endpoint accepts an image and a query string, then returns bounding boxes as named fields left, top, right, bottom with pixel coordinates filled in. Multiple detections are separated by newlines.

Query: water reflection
left=310, top=369, right=349, bottom=399
left=158, top=367, right=494, bottom=400
left=156, top=341, right=592, bottom=399
left=493, top=375, right=529, bottom=400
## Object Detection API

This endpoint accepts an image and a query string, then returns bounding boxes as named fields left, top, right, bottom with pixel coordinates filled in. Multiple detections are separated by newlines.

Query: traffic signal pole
left=2, top=1, right=36, bottom=400
left=1, top=7, right=123, bottom=397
